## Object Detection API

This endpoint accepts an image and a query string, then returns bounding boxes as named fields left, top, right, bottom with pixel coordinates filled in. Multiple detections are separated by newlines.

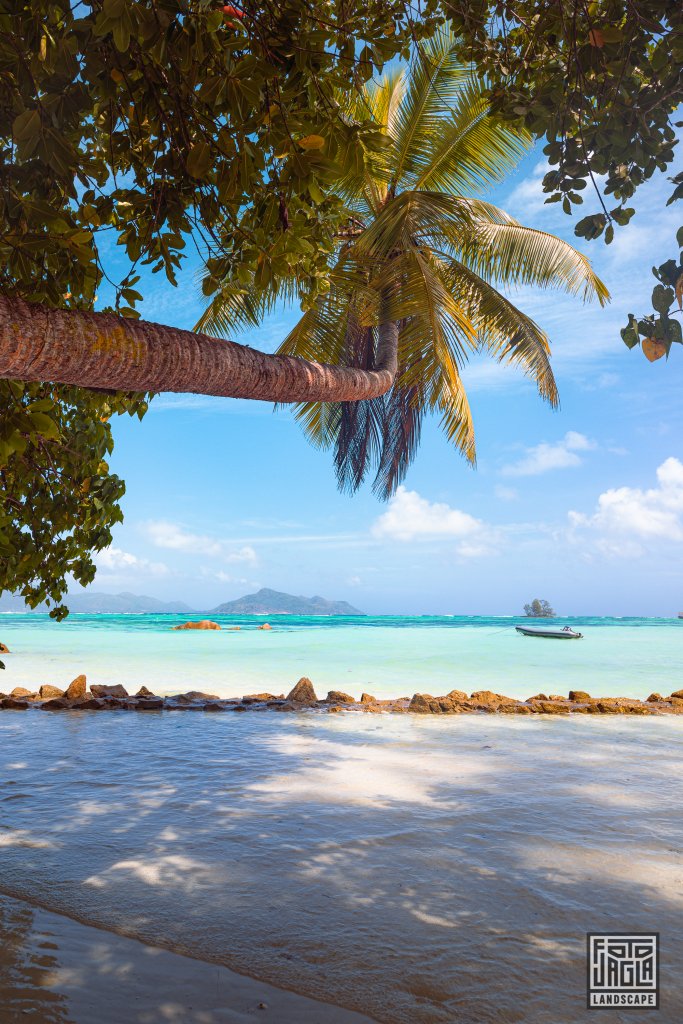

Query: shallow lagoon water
left=1, top=613, right=682, bottom=699
left=2, top=712, right=683, bottom=1023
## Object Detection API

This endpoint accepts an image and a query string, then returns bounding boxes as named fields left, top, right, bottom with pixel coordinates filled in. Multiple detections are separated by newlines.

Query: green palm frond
left=291, top=398, right=339, bottom=450
left=389, top=30, right=472, bottom=190
left=195, top=288, right=263, bottom=336
left=372, top=381, right=424, bottom=499
left=278, top=292, right=351, bottom=365
left=410, top=80, right=531, bottom=194
left=335, top=394, right=386, bottom=493
left=333, top=74, right=403, bottom=214
left=351, top=190, right=473, bottom=264
left=442, top=259, right=558, bottom=406
left=363, top=70, right=406, bottom=139
left=459, top=220, right=610, bottom=304
left=437, top=376, right=476, bottom=465
left=196, top=272, right=301, bottom=336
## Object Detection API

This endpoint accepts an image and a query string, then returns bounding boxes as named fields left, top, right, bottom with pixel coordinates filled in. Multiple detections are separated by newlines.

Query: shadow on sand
left=1, top=711, right=682, bottom=1023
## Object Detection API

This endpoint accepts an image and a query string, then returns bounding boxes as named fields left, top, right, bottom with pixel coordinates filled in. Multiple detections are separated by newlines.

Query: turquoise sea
left=1, top=613, right=681, bottom=699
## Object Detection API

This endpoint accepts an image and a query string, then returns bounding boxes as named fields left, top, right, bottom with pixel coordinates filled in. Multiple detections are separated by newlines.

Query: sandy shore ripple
left=0, top=892, right=375, bottom=1024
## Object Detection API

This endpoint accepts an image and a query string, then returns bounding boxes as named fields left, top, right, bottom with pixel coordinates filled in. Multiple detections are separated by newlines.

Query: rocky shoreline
left=1, top=675, right=683, bottom=715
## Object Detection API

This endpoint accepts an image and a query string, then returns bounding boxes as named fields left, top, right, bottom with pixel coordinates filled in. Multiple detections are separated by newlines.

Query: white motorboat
left=515, top=624, right=583, bottom=639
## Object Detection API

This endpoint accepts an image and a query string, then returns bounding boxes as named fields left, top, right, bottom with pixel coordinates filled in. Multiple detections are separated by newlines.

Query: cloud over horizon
left=502, top=431, right=596, bottom=477
left=95, top=547, right=169, bottom=577
left=568, top=457, right=683, bottom=557
left=144, top=521, right=257, bottom=564
left=372, top=486, right=499, bottom=558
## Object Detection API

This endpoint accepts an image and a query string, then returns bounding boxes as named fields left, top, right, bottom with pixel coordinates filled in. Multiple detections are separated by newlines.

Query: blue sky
left=86, top=144, right=683, bottom=615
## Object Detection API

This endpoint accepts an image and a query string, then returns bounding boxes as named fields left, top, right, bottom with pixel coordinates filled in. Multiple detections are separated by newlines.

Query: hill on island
left=0, top=591, right=192, bottom=614
left=210, top=588, right=364, bottom=616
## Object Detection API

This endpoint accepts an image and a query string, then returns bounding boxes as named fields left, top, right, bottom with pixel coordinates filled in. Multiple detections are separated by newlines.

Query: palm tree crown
left=199, top=31, right=609, bottom=498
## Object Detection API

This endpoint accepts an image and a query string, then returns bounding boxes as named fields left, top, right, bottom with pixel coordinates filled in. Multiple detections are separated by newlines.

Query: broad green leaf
left=186, top=142, right=212, bottom=180
left=652, top=284, right=674, bottom=314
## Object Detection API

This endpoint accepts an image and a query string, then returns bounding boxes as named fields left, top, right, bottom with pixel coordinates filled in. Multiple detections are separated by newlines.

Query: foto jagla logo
left=587, top=933, right=659, bottom=1009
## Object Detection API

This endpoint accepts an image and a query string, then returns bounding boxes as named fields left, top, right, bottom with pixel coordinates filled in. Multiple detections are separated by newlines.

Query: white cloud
left=501, top=431, right=596, bottom=477
left=495, top=485, right=519, bottom=502
left=569, top=457, right=683, bottom=545
left=95, top=547, right=169, bottom=577
left=199, top=568, right=250, bottom=585
left=144, top=521, right=257, bottom=564
left=97, top=547, right=138, bottom=570
left=225, top=547, right=257, bottom=564
left=506, top=159, right=548, bottom=214
left=146, top=521, right=222, bottom=556
left=455, top=540, right=497, bottom=559
left=372, top=486, right=483, bottom=541
left=578, top=372, right=621, bottom=392
left=372, top=487, right=500, bottom=558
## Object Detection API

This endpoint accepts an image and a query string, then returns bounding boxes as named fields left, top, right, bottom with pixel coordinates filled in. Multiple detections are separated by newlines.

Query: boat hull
left=515, top=625, right=583, bottom=639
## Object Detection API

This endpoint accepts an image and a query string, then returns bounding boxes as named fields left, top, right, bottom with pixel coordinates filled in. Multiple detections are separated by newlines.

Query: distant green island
left=0, top=587, right=364, bottom=616
left=210, top=588, right=364, bottom=616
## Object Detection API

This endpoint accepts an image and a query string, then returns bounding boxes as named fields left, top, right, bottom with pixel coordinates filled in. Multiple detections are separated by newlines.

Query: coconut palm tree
left=199, top=30, right=609, bottom=497
left=0, top=295, right=396, bottom=404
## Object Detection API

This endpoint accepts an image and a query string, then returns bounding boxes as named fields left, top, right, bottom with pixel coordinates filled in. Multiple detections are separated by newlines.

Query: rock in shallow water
left=569, top=690, right=591, bottom=702
left=174, top=691, right=221, bottom=703
left=172, top=620, right=221, bottom=631
left=470, top=690, right=517, bottom=707
left=40, top=698, right=71, bottom=710
left=91, top=684, right=128, bottom=698
left=286, top=677, right=318, bottom=704
left=527, top=701, right=570, bottom=715
left=39, top=684, right=64, bottom=700
left=134, top=698, right=164, bottom=710
left=65, top=675, right=87, bottom=700
left=408, top=693, right=434, bottom=713
left=326, top=690, right=355, bottom=703
left=242, top=692, right=284, bottom=702
left=409, top=693, right=464, bottom=714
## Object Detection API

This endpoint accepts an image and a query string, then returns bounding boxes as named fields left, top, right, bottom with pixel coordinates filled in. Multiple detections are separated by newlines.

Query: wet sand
left=2, top=712, right=683, bottom=1023
left=0, top=892, right=375, bottom=1024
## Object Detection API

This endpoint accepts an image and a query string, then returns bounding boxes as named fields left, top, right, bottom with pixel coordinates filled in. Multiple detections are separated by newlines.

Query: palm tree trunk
left=0, top=296, right=399, bottom=403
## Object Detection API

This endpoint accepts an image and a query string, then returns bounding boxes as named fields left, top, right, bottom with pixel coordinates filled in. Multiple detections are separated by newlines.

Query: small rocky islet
left=1, top=675, right=683, bottom=715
